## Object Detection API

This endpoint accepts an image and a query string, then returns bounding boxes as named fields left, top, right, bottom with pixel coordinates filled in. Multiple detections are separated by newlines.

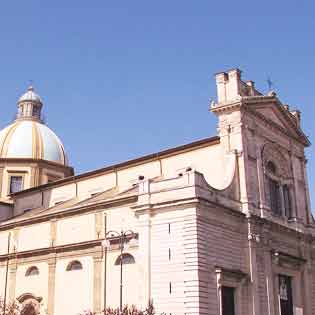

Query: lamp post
left=102, top=230, right=136, bottom=315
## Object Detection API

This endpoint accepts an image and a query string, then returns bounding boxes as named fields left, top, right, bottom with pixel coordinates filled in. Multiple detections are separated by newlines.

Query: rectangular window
left=283, top=185, right=292, bottom=218
left=9, top=176, right=23, bottom=194
left=222, top=286, right=235, bottom=315
left=279, top=275, right=293, bottom=315
left=269, top=178, right=281, bottom=215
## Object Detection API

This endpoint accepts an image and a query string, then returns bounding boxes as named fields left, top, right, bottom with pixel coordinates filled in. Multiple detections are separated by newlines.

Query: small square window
left=9, top=176, right=23, bottom=194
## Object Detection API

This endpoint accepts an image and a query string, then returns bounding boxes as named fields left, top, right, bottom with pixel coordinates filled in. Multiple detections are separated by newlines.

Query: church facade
left=0, top=69, right=314, bottom=315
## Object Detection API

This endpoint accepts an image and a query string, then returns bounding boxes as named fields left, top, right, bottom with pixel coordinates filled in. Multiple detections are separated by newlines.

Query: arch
left=261, top=142, right=290, bottom=178
left=25, top=266, right=39, bottom=277
left=17, top=293, right=42, bottom=304
left=114, top=253, right=135, bottom=265
left=17, top=293, right=42, bottom=315
left=66, top=260, right=83, bottom=271
left=266, top=161, right=277, bottom=174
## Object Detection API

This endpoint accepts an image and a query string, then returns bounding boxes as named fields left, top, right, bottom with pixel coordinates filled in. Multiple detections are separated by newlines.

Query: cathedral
left=0, top=69, right=314, bottom=315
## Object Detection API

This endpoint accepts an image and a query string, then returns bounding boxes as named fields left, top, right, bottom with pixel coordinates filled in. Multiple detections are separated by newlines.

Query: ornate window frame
left=262, top=144, right=295, bottom=219
left=271, top=251, right=306, bottom=315
left=215, top=266, right=248, bottom=315
left=7, top=171, right=26, bottom=195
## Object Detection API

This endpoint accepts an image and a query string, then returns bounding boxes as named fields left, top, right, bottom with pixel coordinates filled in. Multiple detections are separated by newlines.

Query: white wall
left=54, top=256, right=94, bottom=315
left=56, top=214, right=95, bottom=246
left=19, top=223, right=50, bottom=251
left=15, top=262, right=49, bottom=306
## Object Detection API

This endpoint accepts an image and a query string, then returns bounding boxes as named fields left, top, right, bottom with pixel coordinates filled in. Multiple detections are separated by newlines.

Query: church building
left=0, top=69, right=314, bottom=315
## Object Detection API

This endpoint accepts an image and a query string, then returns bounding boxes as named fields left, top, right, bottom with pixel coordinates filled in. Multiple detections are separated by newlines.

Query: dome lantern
left=17, top=85, right=43, bottom=121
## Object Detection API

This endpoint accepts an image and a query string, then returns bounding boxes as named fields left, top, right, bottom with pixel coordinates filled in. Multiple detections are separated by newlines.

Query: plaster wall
left=44, top=183, right=76, bottom=207
left=14, top=192, right=42, bottom=216
left=117, top=161, right=161, bottom=189
left=54, top=256, right=94, bottom=315
left=161, top=144, right=235, bottom=189
left=77, top=173, right=116, bottom=201
left=0, top=266, right=6, bottom=297
left=56, top=213, right=95, bottom=246
left=0, top=231, right=10, bottom=255
left=106, top=248, right=141, bottom=308
left=15, top=262, right=49, bottom=306
left=19, top=223, right=50, bottom=251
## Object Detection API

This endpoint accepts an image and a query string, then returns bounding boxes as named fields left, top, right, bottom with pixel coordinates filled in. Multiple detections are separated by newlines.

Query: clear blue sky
left=1, top=1, right=315, bottom=207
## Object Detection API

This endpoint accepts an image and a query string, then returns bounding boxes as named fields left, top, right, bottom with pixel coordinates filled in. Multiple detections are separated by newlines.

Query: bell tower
left=211, top=69, right=311, bottom=224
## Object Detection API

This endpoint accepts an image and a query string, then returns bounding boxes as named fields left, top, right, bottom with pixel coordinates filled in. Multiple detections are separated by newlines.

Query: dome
left=18, top=86, right=42, bottom=104
left=0, top=120, right=68, bottom=165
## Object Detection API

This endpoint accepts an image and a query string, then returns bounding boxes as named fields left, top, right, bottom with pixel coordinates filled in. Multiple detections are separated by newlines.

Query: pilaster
left=47, top=256, right=56, bottom=315
left=247, top=217, right=260, bottom=315
left=136, top=211, right=151, bottom=307
left=93, top=255, right=103, bottom=315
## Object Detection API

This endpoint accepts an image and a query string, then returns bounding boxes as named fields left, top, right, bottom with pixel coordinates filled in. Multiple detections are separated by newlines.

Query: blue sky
left=1, top=1, right=315, bottom=206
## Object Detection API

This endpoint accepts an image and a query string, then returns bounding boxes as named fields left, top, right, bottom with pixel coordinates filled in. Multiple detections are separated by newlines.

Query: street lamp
left=102, top=230, right=136, bottom=315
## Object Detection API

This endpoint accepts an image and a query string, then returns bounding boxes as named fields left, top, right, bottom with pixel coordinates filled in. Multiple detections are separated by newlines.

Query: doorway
left=222, top=286, right=235, bottom=315
left=279, top=274, right=293, bottom=315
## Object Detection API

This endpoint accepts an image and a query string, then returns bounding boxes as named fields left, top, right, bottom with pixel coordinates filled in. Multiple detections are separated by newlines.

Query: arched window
left=25, top=266, right=39, bottom=277
left=66, top=260, right=83, bottom=271
left=266, top=160, right=281, bottom=216
left=267, top=161, right=277, bottom=174
left=114, top=253, right=135, bottom=265
left=283, top=184, right=292, bottom=218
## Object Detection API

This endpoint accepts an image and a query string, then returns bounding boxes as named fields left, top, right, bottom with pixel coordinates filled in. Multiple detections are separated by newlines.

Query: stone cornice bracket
left=271, top=250, right=306, bottom=268
left=215, top=266, right=249, bottom=287
left=210, top=99, right=243, bottom=115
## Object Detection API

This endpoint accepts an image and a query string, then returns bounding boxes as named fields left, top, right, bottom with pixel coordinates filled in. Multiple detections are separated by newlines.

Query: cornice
left=0, top=195, right=137, bottom=230
left=0, top=238, right=103, bottom=262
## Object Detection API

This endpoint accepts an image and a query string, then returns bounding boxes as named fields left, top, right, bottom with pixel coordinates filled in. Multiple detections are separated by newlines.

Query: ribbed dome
left=18, top=86, right=42, bottom=104
left=0, top=120, right=68, bottom=165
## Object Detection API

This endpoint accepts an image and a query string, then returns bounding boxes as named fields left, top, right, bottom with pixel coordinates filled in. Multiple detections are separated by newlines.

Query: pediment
left=250, top=104, right=309, bottom=146
left=256, top=107, right=287, bottom=128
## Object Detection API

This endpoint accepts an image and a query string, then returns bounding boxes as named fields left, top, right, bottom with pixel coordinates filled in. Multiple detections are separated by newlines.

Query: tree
left=0, top=299, right=40, bottom=315
left=79, top=300, right=163, bottom=315
left=0, top=298, right=20, bottom=315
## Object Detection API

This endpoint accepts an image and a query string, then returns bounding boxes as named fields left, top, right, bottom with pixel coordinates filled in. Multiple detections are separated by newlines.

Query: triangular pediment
left=249, top=102, right=309, bottom=146
left=256, top=107, right=287, bottom=129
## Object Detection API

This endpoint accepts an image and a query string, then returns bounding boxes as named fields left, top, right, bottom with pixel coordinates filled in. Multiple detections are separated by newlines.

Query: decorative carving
left=261, top=143, right=290, bottom=178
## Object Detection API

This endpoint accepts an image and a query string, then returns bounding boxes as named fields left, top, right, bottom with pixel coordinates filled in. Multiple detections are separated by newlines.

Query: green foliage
left=80, top=299, right=165, bottom=315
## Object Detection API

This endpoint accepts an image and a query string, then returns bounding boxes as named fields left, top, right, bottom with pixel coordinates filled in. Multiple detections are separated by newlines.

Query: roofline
left=11, top=136, right=220, bottom=197
left=0, top=158, right=74, bottom=171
